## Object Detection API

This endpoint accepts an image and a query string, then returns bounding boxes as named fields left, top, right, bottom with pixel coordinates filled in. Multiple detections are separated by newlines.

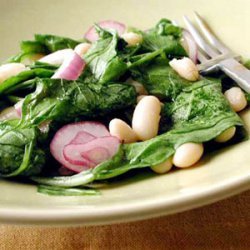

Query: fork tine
left=197, top=50, right=208, bottom=63
left=183, top=15, right=219, bottom=58
left=194, top=12, right=230, bottom=54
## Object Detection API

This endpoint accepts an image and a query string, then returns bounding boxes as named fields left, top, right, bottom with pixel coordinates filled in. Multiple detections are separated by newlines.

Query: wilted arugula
left=0, top=19, right=248, bottom=197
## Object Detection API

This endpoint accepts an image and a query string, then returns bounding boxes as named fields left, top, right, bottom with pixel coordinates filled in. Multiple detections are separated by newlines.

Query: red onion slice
left=14, top=100, right=24, bottom=117
left=52, top=51, right=85, bottom=80
left=182, top=30, right=198, bottom=64
left=84, top=20, right=126, bottom=42
left=39, top=49, right=74, bottom=65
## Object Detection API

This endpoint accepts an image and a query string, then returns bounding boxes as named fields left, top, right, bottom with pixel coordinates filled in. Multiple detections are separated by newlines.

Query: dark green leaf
left=37, top=185, right=100, bottom=196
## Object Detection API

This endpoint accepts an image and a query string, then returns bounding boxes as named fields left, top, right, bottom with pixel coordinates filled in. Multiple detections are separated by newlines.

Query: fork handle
left=219, top=58, right=250, bottom=93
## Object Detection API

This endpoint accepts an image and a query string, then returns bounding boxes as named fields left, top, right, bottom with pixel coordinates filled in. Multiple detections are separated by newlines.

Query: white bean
left=137, top=95, right=164, bottom=107
left=224, top=87, right=247, bottom=112
left=173, top=143, right=204, bottom=168
left=74, top=43, right=91, bottom=57
left=132, top=96, right=161, bottom=141
left=215, top=126, right=236, bottom=143
left=109, top=118, right=138, bottom=143
left=151, top=158, right=173, bottom=174
left=169, top=57, right=199, bottom=81
left=137, top=95, right=147, bottom=103
left=0, top=63, right=26, bottom=83
left=121, top=32, right=143, bottom=46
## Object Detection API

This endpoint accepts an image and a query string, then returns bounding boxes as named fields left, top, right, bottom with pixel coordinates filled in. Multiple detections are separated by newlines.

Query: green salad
left=0, top=19, right=249, bottom=196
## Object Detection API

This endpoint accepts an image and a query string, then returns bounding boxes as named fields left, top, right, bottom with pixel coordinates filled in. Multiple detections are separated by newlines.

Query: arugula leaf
left=0, top=120, right=46, bottom=177
left=8, top=34, right=81, bottom=63
left=141, top=34, right=186, bottom=56
left=149, top=19, right=182, bottom=38
left=140, top=19, right=186, bottom=57
left=246, top=93, right=250, bottom=104
left=84, top=27, right=127, bottom=83
left=37, top=185, right=100, bottom=196
left=32, top=78, right=244, bottom=187
left=20, top=78, right=137, bottom=126
left=131, top=57, right=190, bottom=99
left=34, top=34, right=80, bottom=52
left=0, top=68, right=54, bottom=95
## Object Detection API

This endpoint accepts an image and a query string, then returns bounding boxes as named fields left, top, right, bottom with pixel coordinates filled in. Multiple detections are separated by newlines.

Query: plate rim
left=0, top=173, right=249, bottom=226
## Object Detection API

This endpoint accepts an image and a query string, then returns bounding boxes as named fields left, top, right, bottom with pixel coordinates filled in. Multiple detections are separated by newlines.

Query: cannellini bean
left=137, top=95, right=164, bottom=107
left=0, top=107, right=20, bottom=121
left=132, top=96, right=161, bottom=141
left=169, top=57, right=199, bottom=81
left=129, top=80, right=148, bottom=95
left=0, top=63, right=26, bottom=83
left=173, top=143, right=204, bottom=168
left=215, top=126, right=236, bottom=143
left=74, top=43, right=92, bottom=57
left=121, top=32, right=143, bottom=46
left=224, top=87, right=247, bottom=112
left=137, top=95, right=147, bottom=103
left=109, top=118, right=138, bottom=143
left=151, top=158, right=173, bottom=174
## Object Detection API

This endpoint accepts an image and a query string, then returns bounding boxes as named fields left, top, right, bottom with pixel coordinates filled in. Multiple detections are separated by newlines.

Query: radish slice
left=14, top=100, right=24, bottom=117
left=50, top=122, right=110, bottom=172
left=81, top=147, right=110, bottom=164
left=84, top=20, right=126, bottom=42
left=70, top=131, right=96, bottom=144
left=63, top=136, right=120, bottom=171
left=39, top=49, right=74, bottom=65
left=63, top=144, right=95, bottom=167
left=52, top=51, right=85, bottom=80
left=182, top=30, right=198, bottom=64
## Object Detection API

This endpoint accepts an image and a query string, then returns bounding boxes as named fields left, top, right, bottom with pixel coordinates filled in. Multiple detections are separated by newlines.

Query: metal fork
left=183, top=12, right=250, bottom=93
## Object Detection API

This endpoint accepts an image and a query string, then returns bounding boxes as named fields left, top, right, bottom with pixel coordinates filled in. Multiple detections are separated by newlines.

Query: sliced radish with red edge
left=63, top=136, right=120, bottom=171
left=50, top=122, right=111, bottom=172
left=69, top=131, right=96, bottom=144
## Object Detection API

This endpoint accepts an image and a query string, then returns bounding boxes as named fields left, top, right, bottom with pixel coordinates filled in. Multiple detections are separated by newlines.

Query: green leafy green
left=0, top=120, right=46, bottom=177
left=8, top=34, right=81, bottom=63
left=84, top=27, right=127, bottom=83
left=246, top=93, right=250, bottom=104
left=131, top=57, right=190, bottom=99
left=141, top=19, right=186, bottom=56
left=0, top=68, right=54, bottom=95
left=20, top=78, right=137, bottom=126
left=37, top=185, right=100, bottom=196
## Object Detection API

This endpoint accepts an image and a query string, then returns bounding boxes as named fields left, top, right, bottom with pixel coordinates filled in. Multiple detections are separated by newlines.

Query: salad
left=0, top=19, right=249, bottom=196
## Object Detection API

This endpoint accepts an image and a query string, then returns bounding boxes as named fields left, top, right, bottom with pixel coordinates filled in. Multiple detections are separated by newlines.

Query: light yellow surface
left=0, top=0, right=249, bottom=225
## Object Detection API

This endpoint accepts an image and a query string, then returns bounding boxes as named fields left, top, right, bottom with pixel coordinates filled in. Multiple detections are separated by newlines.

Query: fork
left=183, top=12, right=250, bottom=93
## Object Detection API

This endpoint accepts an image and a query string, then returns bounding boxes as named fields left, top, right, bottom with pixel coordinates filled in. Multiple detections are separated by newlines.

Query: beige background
left=0, top=0, right=249, bottom=247
left=1, top=191, right=249, bottom=250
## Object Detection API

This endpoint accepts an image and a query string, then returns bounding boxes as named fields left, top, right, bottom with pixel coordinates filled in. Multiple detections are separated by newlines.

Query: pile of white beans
left=0, top=35, right=248, bottom=175
left=109, top=57, right=248, bottom=174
